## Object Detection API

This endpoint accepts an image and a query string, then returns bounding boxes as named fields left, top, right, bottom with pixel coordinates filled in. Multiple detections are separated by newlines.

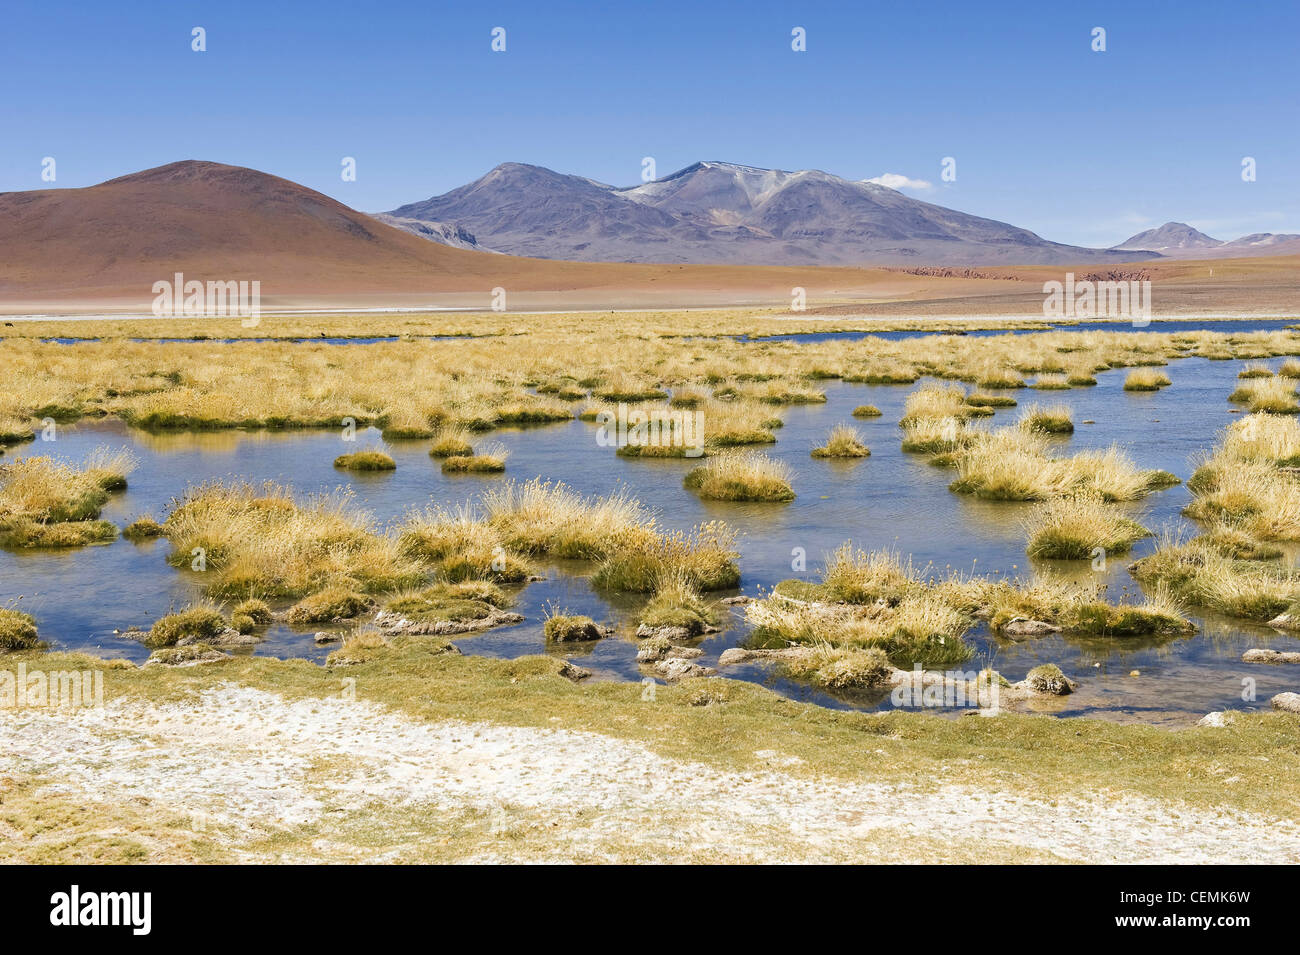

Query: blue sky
left=2, top=0, right=1296, bottom=247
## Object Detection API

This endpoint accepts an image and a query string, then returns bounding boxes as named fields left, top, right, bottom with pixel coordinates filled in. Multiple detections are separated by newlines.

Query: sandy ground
left=4, top=683, right=1297, bottom=864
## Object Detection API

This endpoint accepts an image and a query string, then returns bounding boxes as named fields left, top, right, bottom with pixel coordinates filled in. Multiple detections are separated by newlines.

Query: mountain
left=0, top=159, right=996, bottom=311
left=1111, top=221, right=1300, bottom=258
left=0, top=160, right=507, bottom=298
left=1111, top=221, right=1222, bottom=252
left=386, top=161, right=1150, bottom=267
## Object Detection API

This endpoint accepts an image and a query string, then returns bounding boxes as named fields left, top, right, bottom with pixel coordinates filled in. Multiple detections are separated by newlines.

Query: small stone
left=1001, top=617, right=1061, bottom=637
left=654, top=658, right=717, bottom=681
left=1243, top=648, right=1300, bottom=664
left=314, top=631, right=339, bottom=644
left=1270, top=692, right=1300, bottom=714
left=558, top=661, right=592, bottom=682
left=717, top=648, right=752, bottom=666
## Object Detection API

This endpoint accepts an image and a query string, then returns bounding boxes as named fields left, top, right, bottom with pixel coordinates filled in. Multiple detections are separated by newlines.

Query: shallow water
left=742, top=317, right=1300, bottom=344
left=4, top=346, right=1300, bottom=725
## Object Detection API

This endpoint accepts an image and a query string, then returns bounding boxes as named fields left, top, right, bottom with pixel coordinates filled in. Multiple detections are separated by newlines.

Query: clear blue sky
left=3, top=0, right=1296, bottom=247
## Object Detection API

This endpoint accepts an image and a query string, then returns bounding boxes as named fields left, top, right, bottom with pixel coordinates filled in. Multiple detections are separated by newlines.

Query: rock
left=1000, top=617, right=1061, bottom=637
left=1023, top=664, right=1076, bottom=695
left=717, top=647, right=753, bottom=666
left=654, top=658, right=717, bottom=681
left=373, top=607, right=524, bottom=636
left=545, top=618, right=612, bottom=642
left=635, top=638, right=704, bottom=662
left=1243, top=648, right=1300, bottom=664
left=1266, top=605, right=1300, bottom=629
left=314, top=631, right=339, bottom=645
left=178, top=627, right=256, bottom=648
left=1197, top=711, right=1231, bottom=727
left=1270, top=692, right=1300, bottom=714
left=557, top=661, right=592, bottom=682
left=144, top=646, right=231, bottom=667
left=635, top=623, right=692, bottom=642
left=721, top=595, right=753, bottom=605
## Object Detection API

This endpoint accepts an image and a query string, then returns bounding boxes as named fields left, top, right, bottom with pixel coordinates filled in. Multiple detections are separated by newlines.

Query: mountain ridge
left=386, top=161, right=1153, bottom=267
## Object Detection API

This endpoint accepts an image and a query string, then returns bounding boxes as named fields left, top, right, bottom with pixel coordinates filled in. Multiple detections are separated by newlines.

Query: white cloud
left=863, top=172, right=932, bottom=191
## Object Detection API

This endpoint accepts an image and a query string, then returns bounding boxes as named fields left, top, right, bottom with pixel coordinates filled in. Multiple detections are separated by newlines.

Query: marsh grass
left=0, top=605, right=42, bottom=652
left=286, top=585, right=372, bottom=625
left=592, top=521, right=739, bottom=593
left=0, top=447, right=133, bottom=548
left=143, top=606, right=229, bottom=649
left=1023, top=495, right=1150, bottom=559
left=542, top=606, right=604, bottom=642
left=1228, top=376, right=1299, bottom=414
left=811, top=424, right=870, bottom=459
left=428, top=427, right=475, bottom=458
left=1124, top=369, right=1171, bottom=391
left=850, top=404, right=882, bottom=417
left=1129, top=532, right=1298, bottom=621
left=334, top=450, right=396, bottom=471
left=1020, top=404, right=1074, bottom=434
left=1183, top=460, right=1300, bottom=540
left=638, top=571, right=718, bottom=634
left=441, top=442, right=508, bottom=473
left=949, top=428, right=1169, bottom=501
left=123, top=516, right=166, bottom=541
left=1032, top=373, right=1071, bottom=390
left=162, top=481, right=425, bottom=598
left=1238, top=363, right=1276, bottom=379
left=684, top=452, right=795, bottom=502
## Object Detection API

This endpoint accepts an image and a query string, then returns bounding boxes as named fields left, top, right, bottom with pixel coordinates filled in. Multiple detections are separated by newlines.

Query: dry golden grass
left=684, top=452, right=795, bottom=502
left=811, top=424, right=870, bottom=458
left=161, top=481, right=425, bottom=598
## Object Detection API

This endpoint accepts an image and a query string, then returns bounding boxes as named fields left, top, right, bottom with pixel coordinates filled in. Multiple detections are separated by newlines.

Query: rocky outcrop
left=178, top=627, right=256, bottom=648
left=1243, top=648, right=1300, bottom=664
left=1023, top=664, right=1077, bottom=695
left=373, top=607, right=523, bottom=636
left=1271, top=692, right=1300, bottom=714
left=653, top=658, right=717, bottom=681
left=1000, top=618, right=1062, bottom=637
left=636, top=637, right=704, bottom=663
left=557, top=661, right=592, bottom=682
left=635, top=623, right=719, bottom=641
left=145, top=645, right=231, bottom=667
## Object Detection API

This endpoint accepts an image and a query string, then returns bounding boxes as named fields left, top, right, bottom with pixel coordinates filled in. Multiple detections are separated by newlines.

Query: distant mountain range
left=4, top=160, right=1297, bottom=313
left=1111, top=221, right=1300, bottom=258
left=384, top=161, right=1153, bottom=267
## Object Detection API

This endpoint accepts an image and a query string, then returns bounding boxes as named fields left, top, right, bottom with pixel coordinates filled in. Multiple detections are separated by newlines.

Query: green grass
left=143, top=606, right=229, bottom=649
left=285, top=585, right=372, bottom=625
left=543, top=613, right=604, bottom=642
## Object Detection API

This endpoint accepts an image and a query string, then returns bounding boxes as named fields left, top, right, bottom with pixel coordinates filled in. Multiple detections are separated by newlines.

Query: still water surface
left=4, top=347, right=1299, bottom=724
